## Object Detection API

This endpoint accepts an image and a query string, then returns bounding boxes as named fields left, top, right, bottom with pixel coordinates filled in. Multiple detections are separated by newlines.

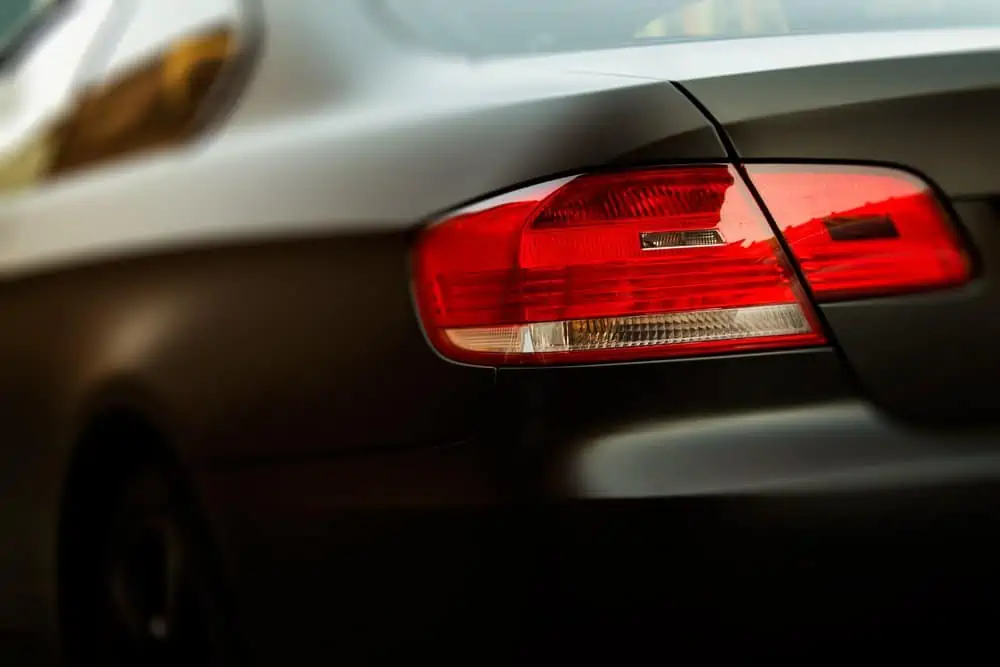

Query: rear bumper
left=198, top=396, right=1000, bottom=663
left=557, top=400, right=1000, bottom=498
left=547, top=402, right=1000, bottom=658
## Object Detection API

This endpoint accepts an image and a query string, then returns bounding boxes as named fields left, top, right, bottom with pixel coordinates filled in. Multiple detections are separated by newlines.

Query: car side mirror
left=0, top=0, right=114, bottom=193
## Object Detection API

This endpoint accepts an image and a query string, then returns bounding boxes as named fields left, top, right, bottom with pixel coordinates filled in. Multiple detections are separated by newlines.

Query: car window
left=379, top=0, right=1000, bottom=57
left=0, top=0, right=59, bottom=63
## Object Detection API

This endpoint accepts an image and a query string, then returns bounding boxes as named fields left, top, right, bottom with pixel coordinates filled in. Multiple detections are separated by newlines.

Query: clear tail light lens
left=747, top=164, right=972, bottom=301
left=412, top=166, right=826, bottom=366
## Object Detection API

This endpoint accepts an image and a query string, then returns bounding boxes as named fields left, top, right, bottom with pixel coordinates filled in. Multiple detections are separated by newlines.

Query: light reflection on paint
left=0, top=23, right=243, bottom=195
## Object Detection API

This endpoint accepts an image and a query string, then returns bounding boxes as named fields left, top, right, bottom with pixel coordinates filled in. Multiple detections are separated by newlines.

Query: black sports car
left=0, top=0, right=999, bottom=663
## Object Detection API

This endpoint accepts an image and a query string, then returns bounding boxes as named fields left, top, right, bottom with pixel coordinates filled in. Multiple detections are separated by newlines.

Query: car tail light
left=747, top=164, right=972, bottom=301
left=412, top=166, right=826, bottom=366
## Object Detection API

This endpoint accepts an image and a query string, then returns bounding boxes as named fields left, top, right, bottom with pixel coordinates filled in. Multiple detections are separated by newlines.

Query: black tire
left=67, top=462, right=239, bottom=666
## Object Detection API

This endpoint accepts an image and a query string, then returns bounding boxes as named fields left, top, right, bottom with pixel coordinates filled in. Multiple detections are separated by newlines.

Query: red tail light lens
left=747, top=164, right=972, bottom=301
left=412, top=166, right=825, bottom=366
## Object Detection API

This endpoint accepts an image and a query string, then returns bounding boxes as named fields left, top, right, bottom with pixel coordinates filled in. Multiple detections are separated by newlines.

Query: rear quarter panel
left=0, top=0, right=726, bottom=654
left=680, top=41, right=1000, bottom=424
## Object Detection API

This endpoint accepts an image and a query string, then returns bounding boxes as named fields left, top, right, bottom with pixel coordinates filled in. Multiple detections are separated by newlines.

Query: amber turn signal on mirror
left=50, top=24, right=248, bottom=176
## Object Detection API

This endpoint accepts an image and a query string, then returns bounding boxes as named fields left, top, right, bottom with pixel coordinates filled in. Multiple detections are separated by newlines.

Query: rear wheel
left=68, top=462, right=237, bottom=666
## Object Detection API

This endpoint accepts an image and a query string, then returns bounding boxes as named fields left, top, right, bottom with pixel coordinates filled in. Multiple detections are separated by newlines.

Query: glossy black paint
left=682, top=48, right=1000, bottom=425
left=8, top=24, right=1000, bottom=664
left=0, top=66, right=733, bottom=659
left=0, top=233, right=498, bottom=659
left=558, top=401, right=1000, bottom=497
left=541, top=488, right=1000, bottom=661
left=0, top=233, right=494, bottom=464
left=173, top=47, right=1000, bottom=662
left=202, top=447, right=1000, bottom=663
left=820, top=199, right=1000, bottom=425
left=496, top=349, right=855, bottom=494
left=682, top=50, right=1000, bottom=198
left=201, top=342, right=1000, bottom=663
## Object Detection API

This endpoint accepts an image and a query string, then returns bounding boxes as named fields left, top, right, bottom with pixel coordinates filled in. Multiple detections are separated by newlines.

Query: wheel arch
left=54, top=378, right=230, bottom=662
left=56, top=396, right=176, bottom=660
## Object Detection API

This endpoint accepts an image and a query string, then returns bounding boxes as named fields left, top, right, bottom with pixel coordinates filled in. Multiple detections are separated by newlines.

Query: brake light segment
left=746, top=165, right=972, bottom=301
left=412, top=166, right=826, bottom=365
